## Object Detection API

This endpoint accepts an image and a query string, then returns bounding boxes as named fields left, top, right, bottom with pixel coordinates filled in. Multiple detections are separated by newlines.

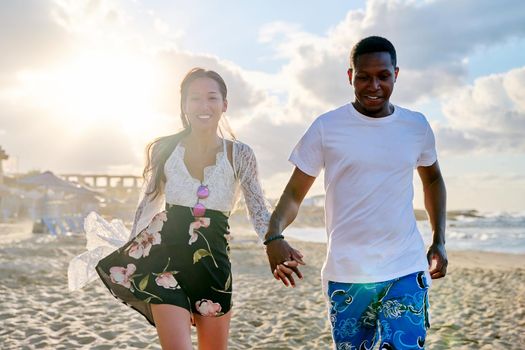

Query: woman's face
left=183, top=77, right=227, bottom=133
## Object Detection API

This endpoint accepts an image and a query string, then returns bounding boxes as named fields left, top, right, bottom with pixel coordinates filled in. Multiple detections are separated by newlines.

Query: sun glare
left=20, top=52, right=162, bottom=137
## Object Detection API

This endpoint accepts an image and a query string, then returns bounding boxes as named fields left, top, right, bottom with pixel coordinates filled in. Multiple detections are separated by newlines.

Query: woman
left=74, top=68, right=302, bottom=349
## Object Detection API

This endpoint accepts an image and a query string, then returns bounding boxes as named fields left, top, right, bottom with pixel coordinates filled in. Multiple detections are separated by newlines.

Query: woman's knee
left=151, top=304, right=193, bottom=350
left=194, top=310, right=232, bottom=350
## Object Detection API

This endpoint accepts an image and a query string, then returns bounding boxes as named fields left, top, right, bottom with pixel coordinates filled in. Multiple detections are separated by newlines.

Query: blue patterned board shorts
left=327, top=271, right=430, bottom=350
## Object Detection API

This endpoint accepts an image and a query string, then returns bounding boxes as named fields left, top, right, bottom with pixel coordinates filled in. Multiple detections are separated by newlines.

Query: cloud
left=50, top=0, right=127, bottom=33
left=438, top=173, right=525, bottom=211
left=440, top=66, right=525, bottom=153
left=154, top=50, right=268, bottom=120
left=0, top=1, right=73, bottom=86
left=262, top=0, right=525, bottom=108
left=0, top=99, right=140, bottom=173
left=1, top=0, right=524, bottom=196
left=58, top=125, right=141, bottom=173
left=237, top=117, right=306, bottom=176
left=254, top=0, right=525, bottom=164
left=0, top=0, right=278, bottom=173
left=0, top=1, right=162, bottom=174
left=433, top=124, right=479, bottom=155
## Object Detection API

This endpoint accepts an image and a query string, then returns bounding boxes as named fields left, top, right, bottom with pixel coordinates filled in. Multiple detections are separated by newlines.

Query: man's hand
left=427, top=242, right=447, bottom=279
left=264, top=167, right=314, bottom=287
left=265, top=239, right=305, bottom=287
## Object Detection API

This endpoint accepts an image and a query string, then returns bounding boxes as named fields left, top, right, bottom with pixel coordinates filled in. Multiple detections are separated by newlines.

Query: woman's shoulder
left=230, top=139, right=255, bottom=156
left=146, top=133, right=188, bottom=170
left=229, top=140, right=259, bottom=176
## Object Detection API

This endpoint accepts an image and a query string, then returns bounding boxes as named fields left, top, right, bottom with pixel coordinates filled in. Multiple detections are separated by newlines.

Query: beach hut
left=17, top=171, right=101, bottom=235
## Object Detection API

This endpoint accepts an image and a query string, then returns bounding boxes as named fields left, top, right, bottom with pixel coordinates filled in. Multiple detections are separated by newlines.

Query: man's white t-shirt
left=289, top=103, right=437, bottom=284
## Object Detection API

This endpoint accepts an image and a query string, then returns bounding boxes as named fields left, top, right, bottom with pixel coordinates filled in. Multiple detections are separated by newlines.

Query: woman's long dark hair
left=143, top=67, right=228, bottom=199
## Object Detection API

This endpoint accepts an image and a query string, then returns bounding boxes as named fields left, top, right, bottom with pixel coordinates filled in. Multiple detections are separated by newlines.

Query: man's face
left=348, top=52, right=399, bottom=118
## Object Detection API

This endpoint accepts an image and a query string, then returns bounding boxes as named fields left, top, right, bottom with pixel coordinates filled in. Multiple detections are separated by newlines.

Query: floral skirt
left=96, top=204, right=232, bottom=326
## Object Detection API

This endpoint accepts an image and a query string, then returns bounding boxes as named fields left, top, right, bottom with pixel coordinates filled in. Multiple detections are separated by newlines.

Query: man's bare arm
left=417, top=161, right=448, bottom=279
left=265, top=167, right=316, bottom=286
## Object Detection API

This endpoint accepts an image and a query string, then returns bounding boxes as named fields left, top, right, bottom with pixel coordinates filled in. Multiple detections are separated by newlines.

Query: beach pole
left=0, top=146, right=8, bottom=185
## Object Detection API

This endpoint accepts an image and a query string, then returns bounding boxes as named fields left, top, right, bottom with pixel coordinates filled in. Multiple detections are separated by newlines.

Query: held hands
left=427, top=242, right=448, bottom=279
left=265, top=239, right=305, bottom=287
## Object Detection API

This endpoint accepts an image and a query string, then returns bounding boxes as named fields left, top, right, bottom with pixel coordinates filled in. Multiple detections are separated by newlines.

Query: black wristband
left=263, top=234, right=285, bottom=245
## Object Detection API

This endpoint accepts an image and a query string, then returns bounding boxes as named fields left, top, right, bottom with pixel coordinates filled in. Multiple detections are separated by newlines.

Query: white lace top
left=68, top=139, right=271, bottom=291
left=165, top=141, right=236, bottom=212
left=132, top=139, right=271, bottom=240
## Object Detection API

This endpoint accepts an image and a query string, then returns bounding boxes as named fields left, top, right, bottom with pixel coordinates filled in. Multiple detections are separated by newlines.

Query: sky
left=1, top=0, right=524, bottom=212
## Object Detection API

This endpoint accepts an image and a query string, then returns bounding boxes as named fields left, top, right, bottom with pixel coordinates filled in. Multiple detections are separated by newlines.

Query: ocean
left=283, top=212, right=525, bottom=254
left=1, top=212, right=525, bottom=254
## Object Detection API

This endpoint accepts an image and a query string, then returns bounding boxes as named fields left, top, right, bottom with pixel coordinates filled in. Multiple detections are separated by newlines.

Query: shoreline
left=230, top=230, right=525, bottom=262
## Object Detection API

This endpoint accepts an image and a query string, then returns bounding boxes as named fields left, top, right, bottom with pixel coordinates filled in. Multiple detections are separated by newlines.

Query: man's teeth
left=197, top=115, right=211, bottom=119
left=366, top=96, right=379, bottom=100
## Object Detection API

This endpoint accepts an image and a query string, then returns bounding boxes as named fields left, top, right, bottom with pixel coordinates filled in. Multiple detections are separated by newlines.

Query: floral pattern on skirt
left=96, top=205, right=232, bottom=326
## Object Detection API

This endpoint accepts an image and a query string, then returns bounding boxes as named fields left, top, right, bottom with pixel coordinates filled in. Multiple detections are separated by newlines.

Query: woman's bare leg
left=194, top=310, right=232, bottom=350
left=151, top=304, right=193, bottom=350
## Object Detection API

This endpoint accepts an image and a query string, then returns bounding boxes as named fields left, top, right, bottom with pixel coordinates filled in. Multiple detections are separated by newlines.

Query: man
left=264, top=36, right=447, bottom=349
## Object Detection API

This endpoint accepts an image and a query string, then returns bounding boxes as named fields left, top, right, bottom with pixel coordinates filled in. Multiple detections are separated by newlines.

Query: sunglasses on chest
left=191, top=184, right=209, bottom=217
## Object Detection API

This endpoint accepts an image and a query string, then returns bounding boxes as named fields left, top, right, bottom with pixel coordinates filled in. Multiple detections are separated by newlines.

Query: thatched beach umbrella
left=17, top=171, right=100, bottom=230
left=17, top=171, right=99, bottom=196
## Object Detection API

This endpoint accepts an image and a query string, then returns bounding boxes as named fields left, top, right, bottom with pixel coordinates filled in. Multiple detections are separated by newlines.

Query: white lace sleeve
left=67, top=212, right=131, bottom=291
left=130, top=171, right=166, bottom=239
left=234, top=142, right=272, bottom=241
left=68, top=157, right=166, bottom=291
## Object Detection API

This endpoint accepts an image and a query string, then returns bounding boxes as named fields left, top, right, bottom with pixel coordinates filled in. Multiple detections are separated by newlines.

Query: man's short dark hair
left=350, top=36, right=397, bottom=68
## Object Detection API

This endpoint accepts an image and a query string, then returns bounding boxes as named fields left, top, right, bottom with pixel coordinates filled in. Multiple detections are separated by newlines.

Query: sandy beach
left=1, top=224, right=524, bottom=349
